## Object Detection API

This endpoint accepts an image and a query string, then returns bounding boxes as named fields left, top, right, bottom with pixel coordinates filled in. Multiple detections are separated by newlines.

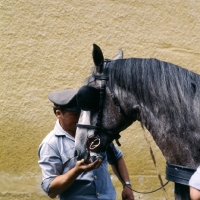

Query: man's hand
left=122, top=185, right=134, bottom=200
left=75, top=159, right=102, bottom=173
left=48, top=158, right=102, bottom=198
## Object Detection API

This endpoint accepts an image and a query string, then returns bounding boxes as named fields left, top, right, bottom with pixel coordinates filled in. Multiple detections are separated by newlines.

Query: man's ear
left=55, top=110, right=62, bottom=118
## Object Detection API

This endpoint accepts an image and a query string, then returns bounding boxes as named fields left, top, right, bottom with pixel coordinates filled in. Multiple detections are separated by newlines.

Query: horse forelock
left=107, top=58, right=200, bottom=136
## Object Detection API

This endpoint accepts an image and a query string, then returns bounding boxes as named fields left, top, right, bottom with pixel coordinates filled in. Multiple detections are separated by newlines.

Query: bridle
left=76, top=59, right=130, bottom=149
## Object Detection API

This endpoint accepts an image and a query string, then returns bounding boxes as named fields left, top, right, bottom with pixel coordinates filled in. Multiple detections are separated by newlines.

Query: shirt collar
left=54, top=120, right=75, bottom=141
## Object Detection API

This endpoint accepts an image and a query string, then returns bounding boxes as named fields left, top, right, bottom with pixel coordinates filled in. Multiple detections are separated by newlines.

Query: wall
left=1, top=0, right=200, bottom=199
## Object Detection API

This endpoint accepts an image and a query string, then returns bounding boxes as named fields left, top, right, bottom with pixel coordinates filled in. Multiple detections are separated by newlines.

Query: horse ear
left=113, top=49, right=123, bottom=60
left=92, top=44, right=104, bottom=73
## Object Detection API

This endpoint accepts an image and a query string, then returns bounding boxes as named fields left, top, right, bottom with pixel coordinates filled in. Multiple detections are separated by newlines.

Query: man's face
left=56, top=110, right=81, bottom=135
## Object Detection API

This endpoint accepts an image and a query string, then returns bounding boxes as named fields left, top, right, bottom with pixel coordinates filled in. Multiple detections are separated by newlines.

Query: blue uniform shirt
left=38, top=120, right=123, bottom=200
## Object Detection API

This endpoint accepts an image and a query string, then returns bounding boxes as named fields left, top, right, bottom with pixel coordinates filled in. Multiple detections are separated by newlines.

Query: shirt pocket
left=60, top=147, right=77, bottom=173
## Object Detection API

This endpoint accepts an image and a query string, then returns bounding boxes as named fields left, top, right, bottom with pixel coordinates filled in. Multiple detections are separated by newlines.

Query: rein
left=107, top=144, right=170, bottom=194
left=76, top=60, right=170, bottom=194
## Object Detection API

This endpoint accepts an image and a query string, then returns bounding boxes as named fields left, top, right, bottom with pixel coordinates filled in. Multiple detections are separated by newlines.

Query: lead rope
left=143, top=128, right=169, bottom=198
left=106, top=143, right=169, bottom=194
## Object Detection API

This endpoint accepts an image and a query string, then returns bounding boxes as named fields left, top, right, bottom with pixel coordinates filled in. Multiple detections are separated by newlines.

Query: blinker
left=76, top=85, right=100, bottom=111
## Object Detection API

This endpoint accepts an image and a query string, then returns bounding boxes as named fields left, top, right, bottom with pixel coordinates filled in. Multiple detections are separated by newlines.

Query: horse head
left=74, top=44, right=139, bottom=160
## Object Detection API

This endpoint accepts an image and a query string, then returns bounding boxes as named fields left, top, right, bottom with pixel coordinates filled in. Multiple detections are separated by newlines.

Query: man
left=38, top=89, right=134, bottom=200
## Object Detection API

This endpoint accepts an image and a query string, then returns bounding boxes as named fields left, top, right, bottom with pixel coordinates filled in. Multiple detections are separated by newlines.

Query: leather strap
left=166, top=162, right=196, bottom=186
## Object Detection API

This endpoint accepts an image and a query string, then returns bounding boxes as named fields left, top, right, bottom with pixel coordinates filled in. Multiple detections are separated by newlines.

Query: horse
left=74, top=44, right=200, bottom=200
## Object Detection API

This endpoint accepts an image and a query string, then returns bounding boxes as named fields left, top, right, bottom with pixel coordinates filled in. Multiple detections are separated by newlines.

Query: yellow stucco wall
left=1, top=0, right=200, bottom=199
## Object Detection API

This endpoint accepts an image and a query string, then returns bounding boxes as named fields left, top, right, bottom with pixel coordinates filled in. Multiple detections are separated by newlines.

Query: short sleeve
left=38, top=142, right=63, bottom=194
left=106, top=143, right=123, bottom=165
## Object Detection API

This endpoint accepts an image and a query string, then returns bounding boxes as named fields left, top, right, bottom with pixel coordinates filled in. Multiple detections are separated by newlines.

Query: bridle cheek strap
left=76, top=124, right=98, bottom=130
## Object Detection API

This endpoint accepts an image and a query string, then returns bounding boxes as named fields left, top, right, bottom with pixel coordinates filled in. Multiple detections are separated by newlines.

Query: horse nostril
left=74, top=150, right=82, bottom=161
left=74, top=150, right=78, bottom=157
left=83, top=150, right=90, bottom=164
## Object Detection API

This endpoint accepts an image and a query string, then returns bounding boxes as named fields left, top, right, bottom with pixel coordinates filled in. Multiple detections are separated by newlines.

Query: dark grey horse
left=75, top=44, right=200, bottom=200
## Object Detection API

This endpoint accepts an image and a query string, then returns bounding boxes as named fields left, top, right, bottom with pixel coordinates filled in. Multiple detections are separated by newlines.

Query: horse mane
left=108, top=58, right=200, bottom=136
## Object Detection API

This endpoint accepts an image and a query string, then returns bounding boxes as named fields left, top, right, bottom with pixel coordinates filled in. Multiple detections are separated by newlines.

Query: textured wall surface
left=1, top=0, right=200, bottom=199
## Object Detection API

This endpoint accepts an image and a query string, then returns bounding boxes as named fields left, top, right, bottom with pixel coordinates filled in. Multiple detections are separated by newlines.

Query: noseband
left=76, top=60, right=130, bottom=151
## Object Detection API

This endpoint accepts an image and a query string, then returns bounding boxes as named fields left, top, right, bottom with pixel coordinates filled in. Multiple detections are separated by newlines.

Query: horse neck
left=108, top=60, right=200, bottom=167
left=120, top=90, right=199, bottom=167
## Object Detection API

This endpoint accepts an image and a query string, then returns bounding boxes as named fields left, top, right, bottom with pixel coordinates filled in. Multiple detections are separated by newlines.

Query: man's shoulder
left=39, top=129, right=72, bottom=150
left=38, top=130, right=57, bottom=157
left=42, top=130, right=57, bottom=144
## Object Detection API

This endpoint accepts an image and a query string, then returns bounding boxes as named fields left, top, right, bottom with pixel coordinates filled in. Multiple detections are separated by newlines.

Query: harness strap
left=76, top=124, right=98, bottom=130
left=166, top=162, right=196, bottom=186
left=93, top=74, right=108, bottom=80
left=110, top=92, right=130, bottom=122
left=95, top=85, right=105, bottom=128
left=76, top=123, right=121, bottom=140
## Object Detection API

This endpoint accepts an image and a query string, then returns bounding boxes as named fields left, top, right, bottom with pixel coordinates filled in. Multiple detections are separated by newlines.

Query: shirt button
left=96, top=193, right=100, bottom=197
left=94, top=175, right=97, bottom=180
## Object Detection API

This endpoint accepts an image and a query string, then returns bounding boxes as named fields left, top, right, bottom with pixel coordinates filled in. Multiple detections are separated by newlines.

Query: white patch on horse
left=75, top=111, right=94, bottom=152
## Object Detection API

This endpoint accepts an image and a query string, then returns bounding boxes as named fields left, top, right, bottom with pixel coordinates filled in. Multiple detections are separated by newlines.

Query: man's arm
left=111, top=156, right=134, bottom=200
left=49, top=159, right=102, bottom=198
